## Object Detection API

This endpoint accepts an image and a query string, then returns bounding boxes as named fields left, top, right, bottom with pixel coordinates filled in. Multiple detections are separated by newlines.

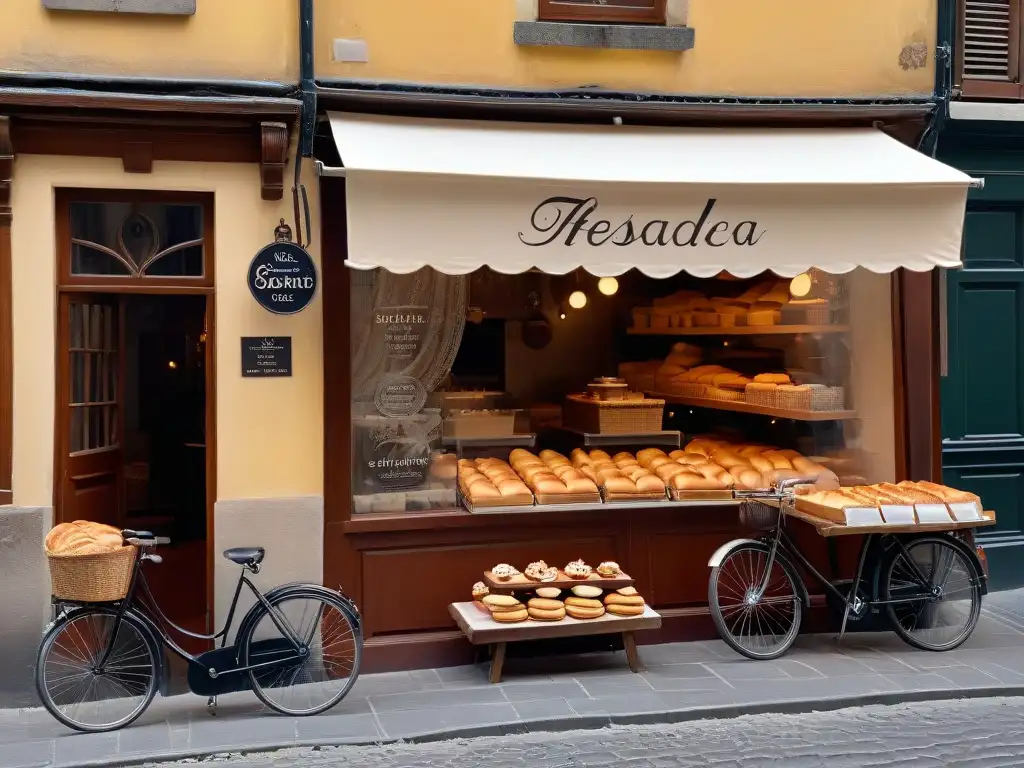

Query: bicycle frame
left=57, top=547, right=308, bottom=680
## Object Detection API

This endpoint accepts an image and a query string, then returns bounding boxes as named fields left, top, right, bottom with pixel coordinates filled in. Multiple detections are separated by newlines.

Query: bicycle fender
left=708, top=539, right=761, bottom=567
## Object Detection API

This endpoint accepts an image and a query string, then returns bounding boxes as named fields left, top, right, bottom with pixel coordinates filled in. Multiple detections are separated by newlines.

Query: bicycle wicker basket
left=737, top=497, right=782, bottom=531
left=46, top=545, right=137, bottom=603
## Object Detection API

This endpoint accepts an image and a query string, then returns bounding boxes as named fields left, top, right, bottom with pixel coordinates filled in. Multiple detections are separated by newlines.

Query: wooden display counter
left=327, top=501, right=861, bottom=673
left=449, top=601, right=661, bottom=683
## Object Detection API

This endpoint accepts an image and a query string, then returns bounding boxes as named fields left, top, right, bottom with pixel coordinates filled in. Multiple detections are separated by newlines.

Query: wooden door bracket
left=260, top=122, right=289, bottom=201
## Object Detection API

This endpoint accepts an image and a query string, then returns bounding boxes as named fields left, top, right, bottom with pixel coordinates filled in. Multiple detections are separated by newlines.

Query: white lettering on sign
left=254, top=264, right=315, bottom=292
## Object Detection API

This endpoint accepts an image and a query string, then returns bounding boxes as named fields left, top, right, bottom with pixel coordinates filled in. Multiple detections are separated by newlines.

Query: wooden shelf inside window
left=650, top=392, right=858, bottom=422
left=627, top=325, right=850, bottom=337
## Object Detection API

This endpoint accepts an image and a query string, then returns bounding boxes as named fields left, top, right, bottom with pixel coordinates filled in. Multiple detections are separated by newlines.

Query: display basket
left=46, top=545, right=137, bottom=603
left=563, top=394, right=664, bottom=435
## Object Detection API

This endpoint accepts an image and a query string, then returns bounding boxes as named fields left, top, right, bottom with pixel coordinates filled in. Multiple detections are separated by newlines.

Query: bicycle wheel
left=241, top=590, right=361, bottom=716
left=709, top=542, right=804, bottom=660
left=36, top=608, right=159, bottom=733
left=882, top=535, right=982, bottom=652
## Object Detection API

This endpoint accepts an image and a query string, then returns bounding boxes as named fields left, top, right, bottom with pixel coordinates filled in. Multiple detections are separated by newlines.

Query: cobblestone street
left=143, top=697, right=1024, bottom=767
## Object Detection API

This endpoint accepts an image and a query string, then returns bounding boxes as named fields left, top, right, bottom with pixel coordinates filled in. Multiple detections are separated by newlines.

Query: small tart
left=564, top=559, right=593, bottom=580
left=491, top=563, right=518, bottom=581
left=539, top=566, right=559, bottom=582
left=471, top=581, right=489, bottom=599
left=524, top=560, right=549, bottom=580
left=596, top=561, right=621, bottom=577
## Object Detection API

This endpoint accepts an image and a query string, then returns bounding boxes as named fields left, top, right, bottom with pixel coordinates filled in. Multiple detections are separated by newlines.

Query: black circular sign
left=247, top=241, right=318, bottom=315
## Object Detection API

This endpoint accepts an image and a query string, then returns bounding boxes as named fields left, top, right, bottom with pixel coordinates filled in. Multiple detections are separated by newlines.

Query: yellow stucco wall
left=9, top=155, right=323, bottom=507
left=0, top=0, right=297, bottom=81
left=316, top=0, right=936, bottom=97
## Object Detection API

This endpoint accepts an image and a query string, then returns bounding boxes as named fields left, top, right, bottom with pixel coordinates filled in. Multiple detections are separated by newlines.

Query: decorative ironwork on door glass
left=70, top=202, right=204, bottom=278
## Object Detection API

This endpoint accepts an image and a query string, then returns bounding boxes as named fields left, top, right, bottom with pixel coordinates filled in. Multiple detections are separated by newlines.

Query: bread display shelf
left=483, top=569, right=635, bottom=591
left=668, top=488, right=736, bottom=501
left=628, top=324, right=851, bottom=337
left=646, top=392, right=858, bottom=422
left=786, top=506, right=997, bottom=538
left=535, top=491, right=604, bottom=505
left=461, top=493, right=738, bottom=515
left=444, top=433, right=537, bottom=449
left=554, top=427, right=683, bottom=449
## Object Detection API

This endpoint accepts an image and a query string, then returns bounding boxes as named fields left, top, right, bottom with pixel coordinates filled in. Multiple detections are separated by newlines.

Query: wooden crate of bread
left=795, top=481, right=985, bottom=527
left=563, top=394, right=664, bottom=435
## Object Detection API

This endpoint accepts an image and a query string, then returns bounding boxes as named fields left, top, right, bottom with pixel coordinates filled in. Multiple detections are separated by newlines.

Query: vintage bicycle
left=707, top=480, right=989, bottom=660
left=36, top=530, right=363, bottom=732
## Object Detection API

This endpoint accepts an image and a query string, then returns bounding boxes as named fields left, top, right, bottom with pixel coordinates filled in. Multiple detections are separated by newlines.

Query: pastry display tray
left=482, top=569, right=635, bottom=591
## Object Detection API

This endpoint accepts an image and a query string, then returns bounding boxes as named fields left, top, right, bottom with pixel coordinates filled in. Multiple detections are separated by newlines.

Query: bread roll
left=528, top=606, right=566, bottom=621
left=565, top=604, right=605, bottom=619
left=535, top=587, right=562, bottom=599
left=492, top=608, right=529, bottom=623
left=497, top=479, right=530, bottom=497
left=604, top=477, right=634, bottom=493
left=636, top=474, right=667, bottom=493
left=655, top=463, right=687, bottom=481
left=606, top=604, right=644, bottom=616
left=483, top=594, right=521, bottom=608
left=647, top=456, right=672, bottom=470
left=571, top=585, right=604, bottom=598
left=566, top=477, right=599, bottom=494
left=763, top=451, right=793, bottom=470
left=565, top=596, right=604, bottom=609
left=616, top=586, right=639, bottom=596
left=670, top=472, right=726, bottom=491
left=534, top=479, right=567, bottom=495
left=528, top=597, right=565, bottom=611
left=733, top=468, right=765, bottom=490
left=604, top=593, right=645, bottom=606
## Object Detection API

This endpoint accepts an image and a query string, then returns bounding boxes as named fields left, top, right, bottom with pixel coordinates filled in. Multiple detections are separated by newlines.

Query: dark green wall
left=939, top=123, right=1024, bottom=590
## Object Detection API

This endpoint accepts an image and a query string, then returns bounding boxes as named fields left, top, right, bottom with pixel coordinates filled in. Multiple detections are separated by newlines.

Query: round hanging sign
left=247, top=241, right=318, bottom=315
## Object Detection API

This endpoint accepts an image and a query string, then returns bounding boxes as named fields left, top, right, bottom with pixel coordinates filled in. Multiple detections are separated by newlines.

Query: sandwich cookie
left=492, top=608, right=529, bottom=623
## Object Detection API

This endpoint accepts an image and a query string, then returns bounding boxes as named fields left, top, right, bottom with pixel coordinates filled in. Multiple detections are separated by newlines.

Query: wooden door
left=941, top=202, right=1024, bottom=590
left=57, top=294, right=123, bottom=527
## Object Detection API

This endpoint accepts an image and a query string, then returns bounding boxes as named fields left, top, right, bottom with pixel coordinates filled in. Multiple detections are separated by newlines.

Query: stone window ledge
left=513, top=20, right=694, bottom=51
left=43, top=0, right=196, bottom=14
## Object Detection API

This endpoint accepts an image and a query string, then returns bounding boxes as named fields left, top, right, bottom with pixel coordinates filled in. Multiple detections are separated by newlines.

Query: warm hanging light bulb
left=789, top=272, right=812, bottom=298
left=569, top=290, right=587, bottom=309
left=597, top=277, right=619, bottom=296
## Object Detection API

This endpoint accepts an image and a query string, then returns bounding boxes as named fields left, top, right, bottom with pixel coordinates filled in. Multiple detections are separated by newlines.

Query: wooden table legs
left=486, top=633, right=644, bottom=683
left=623, top=631, right=644, bottom=673
left=488, top=642, right=507, bottom=684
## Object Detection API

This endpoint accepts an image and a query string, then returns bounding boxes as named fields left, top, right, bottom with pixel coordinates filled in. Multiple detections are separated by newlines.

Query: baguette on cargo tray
left=796, top=481, right=983, bottom=526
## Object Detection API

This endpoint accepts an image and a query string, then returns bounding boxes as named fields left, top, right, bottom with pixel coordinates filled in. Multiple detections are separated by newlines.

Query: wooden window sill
left=513, top=20, right=694, bottom=51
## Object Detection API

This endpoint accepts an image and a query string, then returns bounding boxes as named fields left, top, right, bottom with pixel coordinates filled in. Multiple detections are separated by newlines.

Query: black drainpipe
left=294, top=0, right=316, bottom=246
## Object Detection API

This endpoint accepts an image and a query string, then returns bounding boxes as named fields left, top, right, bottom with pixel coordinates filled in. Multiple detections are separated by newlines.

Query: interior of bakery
left=348, top=265, right=897, bottom=516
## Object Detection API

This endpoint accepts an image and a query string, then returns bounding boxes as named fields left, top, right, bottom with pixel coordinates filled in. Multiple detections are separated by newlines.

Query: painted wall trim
left=513, top=20, right=694, bottom=51
left=0, top=116, right=11, bottom=506
left=950, top=101, right=1024, bottom=122
left=0, top=86, right=300, bottom=116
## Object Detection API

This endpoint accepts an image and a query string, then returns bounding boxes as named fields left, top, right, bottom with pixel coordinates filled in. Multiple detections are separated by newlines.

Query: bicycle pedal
left=207, top=696, right=218, bottom=715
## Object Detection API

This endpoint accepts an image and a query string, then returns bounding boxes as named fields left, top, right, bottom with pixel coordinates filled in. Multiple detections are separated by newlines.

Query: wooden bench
left=448, top=601, right=662, bottom=683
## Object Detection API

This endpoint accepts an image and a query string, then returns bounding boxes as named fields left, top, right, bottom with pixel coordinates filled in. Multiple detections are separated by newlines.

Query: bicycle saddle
left=223, top=547, right=265, bottom=566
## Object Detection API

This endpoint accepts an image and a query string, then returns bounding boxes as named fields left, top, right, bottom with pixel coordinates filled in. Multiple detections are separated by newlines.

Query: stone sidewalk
left=5, top=589, right=1024, bottom=768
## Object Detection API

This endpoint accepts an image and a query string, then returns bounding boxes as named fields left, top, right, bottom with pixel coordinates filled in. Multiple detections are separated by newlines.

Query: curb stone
left=57, top=684, right=1024, bottom=768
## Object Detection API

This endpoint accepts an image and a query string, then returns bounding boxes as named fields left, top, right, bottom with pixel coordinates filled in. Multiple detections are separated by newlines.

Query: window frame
left=56, top=188, right=215, bottom=290
left=537, top=0, right=667, bottom=25
left=958, top=0, right=1024, bottom=100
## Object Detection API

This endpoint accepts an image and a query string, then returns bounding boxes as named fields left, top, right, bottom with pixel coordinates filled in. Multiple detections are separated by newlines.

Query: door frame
left=52, top=188, right=217, bottom=628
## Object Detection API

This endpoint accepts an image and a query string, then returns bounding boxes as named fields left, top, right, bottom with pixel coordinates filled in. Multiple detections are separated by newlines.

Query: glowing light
left=569, top=290, right=588, bottom=309
left=789, top=273, right=812, bottom=298
left=559, top=312, right=567, bottom=320
left=168, top=361, right=178, bottom=369
left=597, top=277, right=619, bottom=296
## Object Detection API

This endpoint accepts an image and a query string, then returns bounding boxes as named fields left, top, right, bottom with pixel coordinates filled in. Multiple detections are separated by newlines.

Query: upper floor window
left=538, top=0, right=667, bottom=24
left=959, top=0, right=1024, bottom=99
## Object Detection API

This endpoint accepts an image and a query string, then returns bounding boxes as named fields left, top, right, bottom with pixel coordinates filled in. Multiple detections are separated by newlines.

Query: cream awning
left=327, top=112, right=973, bottom=278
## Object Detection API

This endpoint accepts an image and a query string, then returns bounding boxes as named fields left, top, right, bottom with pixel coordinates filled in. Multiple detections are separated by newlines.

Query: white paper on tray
left=948, top=501, right=983, bottom=522
left=879, top=505, right=916, bottom=525
left=915, top=504, right=954, bottom=525
left=843, top=507, right=885, bottom=526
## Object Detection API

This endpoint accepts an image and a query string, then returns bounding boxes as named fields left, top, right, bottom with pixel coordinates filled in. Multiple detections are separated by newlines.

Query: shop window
left=349, top=266, right=897, bottom=517
left=958, top=0, right=1024, bottom=100
left=538, top=0, right=666, bottom=24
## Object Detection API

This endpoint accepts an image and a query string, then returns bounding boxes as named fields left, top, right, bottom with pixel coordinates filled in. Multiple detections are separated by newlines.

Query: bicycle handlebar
left=125, top=535, right=172, bottom=547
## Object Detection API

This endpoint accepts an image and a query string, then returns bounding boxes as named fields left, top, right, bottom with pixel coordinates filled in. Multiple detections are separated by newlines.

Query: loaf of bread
left=510, top=450, right=600, bottom=496
left=458, top=458, right=532, bottom=502
left=572, top=449, right=666, bottom=496
left=45, top=521, right=124, bottom=555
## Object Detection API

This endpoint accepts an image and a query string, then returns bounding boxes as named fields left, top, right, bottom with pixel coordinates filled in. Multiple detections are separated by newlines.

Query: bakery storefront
left=319, top=114, right=975, bottom=671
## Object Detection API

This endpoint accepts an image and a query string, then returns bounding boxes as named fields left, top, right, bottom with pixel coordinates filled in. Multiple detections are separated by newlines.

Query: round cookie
left=565, top=596, right=603, bottom=609
left=565, top=604, right=605, bottom=620
left=492, top=608, right=529, bottom=623
left=528, top=597, right=565, bottom=611
left=571, top=585, right=603, bottom=598
left=616, top=586, right=638, bottom=596
left=535, top=587, right=562, bottom=599
left=528, top=606, right=566, bottom=622
left=482, top=594, right=521, bottom=609
left=606, top=604, right=644, bottom=617
left=604, top=593, right=645, bottom=607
